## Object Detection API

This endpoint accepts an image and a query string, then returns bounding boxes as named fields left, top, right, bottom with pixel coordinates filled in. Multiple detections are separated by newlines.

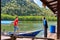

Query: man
left=43, top=17, right=48, bottom=37
left=13, top=16, right=19, bottom=33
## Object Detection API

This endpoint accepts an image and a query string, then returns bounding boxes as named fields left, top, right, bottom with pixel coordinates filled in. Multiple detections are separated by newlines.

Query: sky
left=34, top=0, right=43, bottom=7
left=33, top=0, right=48, bottom=8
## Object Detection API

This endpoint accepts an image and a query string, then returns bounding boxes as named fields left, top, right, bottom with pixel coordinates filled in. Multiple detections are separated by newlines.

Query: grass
left=1, top=14, right=57, bottom=21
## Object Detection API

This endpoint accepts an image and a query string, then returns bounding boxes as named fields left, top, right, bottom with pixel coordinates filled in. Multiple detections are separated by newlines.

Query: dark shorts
left=14, top=26, right=18, bottom=32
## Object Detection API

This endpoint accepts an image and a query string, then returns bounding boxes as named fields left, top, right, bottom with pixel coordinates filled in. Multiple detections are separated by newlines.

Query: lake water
left=1, top=21, right=57, bottom=37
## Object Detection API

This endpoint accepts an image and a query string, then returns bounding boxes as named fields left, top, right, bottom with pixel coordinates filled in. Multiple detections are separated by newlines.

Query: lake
left=1, top=21, right=57, bottom=37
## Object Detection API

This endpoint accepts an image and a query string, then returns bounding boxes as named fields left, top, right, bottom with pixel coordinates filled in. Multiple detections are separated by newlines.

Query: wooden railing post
left=10, top=34, right=16, bottom=40
left=32, top=38, right=34, bottom=40
left=57, top=0, right=60, bottom=39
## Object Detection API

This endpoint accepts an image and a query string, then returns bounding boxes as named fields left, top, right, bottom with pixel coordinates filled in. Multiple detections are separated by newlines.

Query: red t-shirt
left=14, top=18, right=18, bottom=26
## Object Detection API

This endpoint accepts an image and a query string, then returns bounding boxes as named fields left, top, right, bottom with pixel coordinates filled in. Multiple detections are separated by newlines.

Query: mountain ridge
left=1, top=0, right=54, bottom=16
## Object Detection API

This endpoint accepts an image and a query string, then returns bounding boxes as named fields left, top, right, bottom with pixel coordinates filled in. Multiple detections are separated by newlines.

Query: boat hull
left=2, top=30, right=43, bottom=37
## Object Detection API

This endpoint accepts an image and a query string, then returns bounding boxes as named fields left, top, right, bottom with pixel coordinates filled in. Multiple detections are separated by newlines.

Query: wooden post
left=57, top=13, right=60, bottom=39
left=32, top=38, right=34, bottom=40
left=57, top=0, right=60, bottom=39
left=10, top=34, right=16, bottom=40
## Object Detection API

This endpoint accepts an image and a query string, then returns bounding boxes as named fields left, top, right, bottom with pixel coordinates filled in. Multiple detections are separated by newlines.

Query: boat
left=1, top=30, right=43, bottom=37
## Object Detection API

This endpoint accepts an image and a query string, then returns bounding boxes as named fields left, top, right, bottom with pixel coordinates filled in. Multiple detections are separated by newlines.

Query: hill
left=1, top=0, right=54, bottom=16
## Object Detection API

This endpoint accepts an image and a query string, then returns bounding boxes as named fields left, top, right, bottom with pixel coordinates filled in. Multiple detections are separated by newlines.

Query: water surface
left=1, top=21, right=57, bottom=37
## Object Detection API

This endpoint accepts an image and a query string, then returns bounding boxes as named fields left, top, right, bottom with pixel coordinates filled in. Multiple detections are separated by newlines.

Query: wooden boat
left=1, top=30, right=43, bottom=37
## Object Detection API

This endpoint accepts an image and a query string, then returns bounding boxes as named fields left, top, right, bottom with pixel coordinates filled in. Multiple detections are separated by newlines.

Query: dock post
left=10, top=34, right=16, bottom=40
left=57, top=0, right=60, bottom=39
left=32, top=38, right=34, bottom=40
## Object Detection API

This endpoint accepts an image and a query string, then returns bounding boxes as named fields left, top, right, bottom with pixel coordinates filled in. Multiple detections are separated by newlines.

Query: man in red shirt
left=13, top=16, right=19, bottom=33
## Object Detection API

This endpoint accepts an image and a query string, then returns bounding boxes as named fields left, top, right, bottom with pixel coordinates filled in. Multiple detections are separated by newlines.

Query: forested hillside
left=1, top=0, right=54, bottom=16
left=1, top=0, right=57, bottom=21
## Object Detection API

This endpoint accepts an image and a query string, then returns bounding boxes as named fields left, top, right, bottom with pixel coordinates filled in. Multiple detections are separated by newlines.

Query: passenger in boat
left=43, top=17, right=48, bottom=37
left=13, top=16, right=19, bottom=33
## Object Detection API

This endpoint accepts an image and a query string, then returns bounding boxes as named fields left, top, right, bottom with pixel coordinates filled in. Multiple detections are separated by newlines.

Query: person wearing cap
left=43, top=17, right=48, bottom=37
